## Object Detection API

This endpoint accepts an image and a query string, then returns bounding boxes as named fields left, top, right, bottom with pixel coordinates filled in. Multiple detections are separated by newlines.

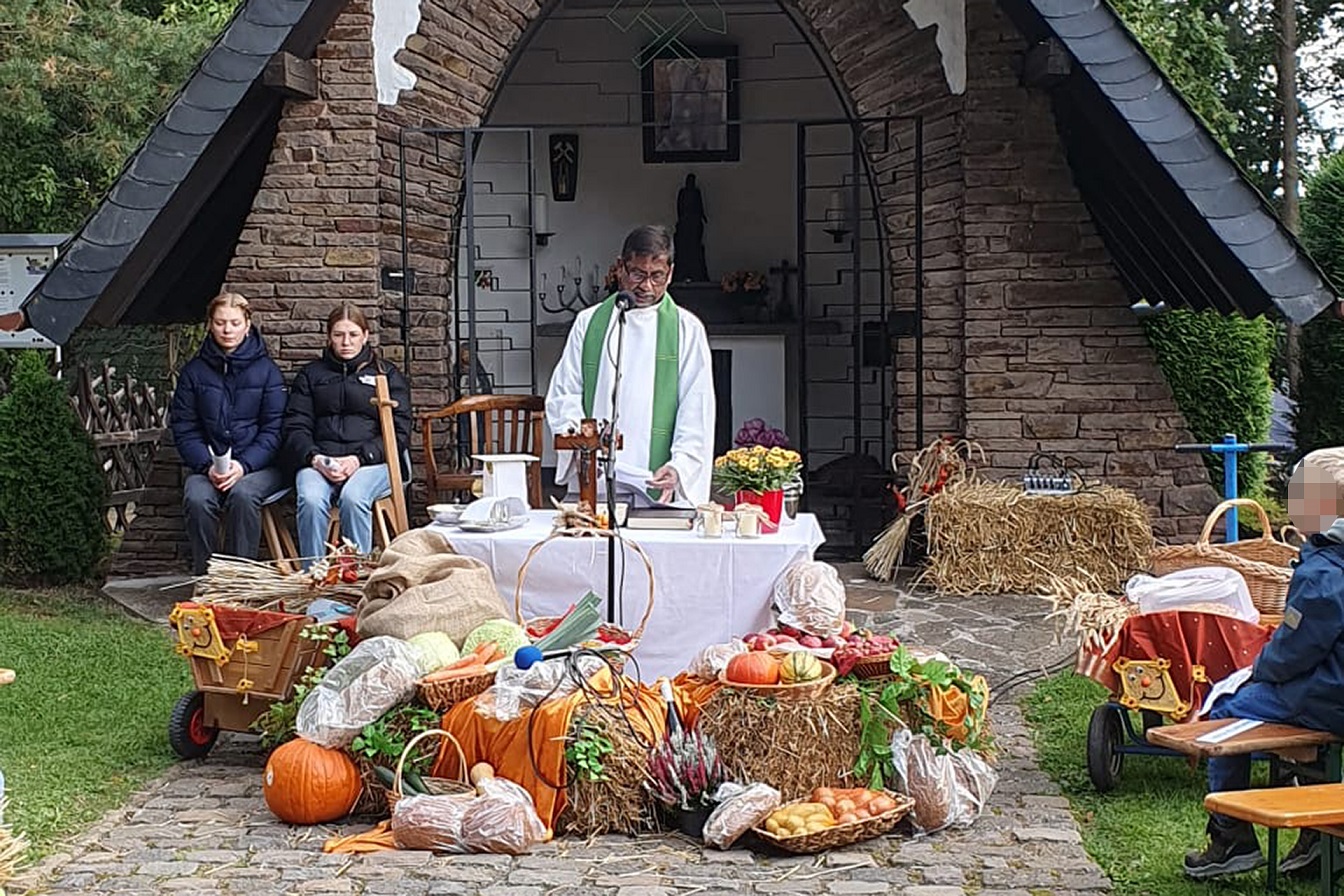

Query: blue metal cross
left=1175, top=434, right=1290, bottom=542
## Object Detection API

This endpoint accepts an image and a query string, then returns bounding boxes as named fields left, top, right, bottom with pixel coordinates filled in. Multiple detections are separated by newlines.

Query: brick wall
left=959, top=1, right=1215, bottom=538
left=107, top=0, right=1221, bottom=576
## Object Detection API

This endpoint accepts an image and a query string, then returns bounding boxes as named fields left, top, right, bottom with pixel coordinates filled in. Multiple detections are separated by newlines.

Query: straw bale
left=559, top=711, right=655, bottom=837
left=697, top=684, right=864, bottom=801
left=921, top=479, right=1153, bottom=595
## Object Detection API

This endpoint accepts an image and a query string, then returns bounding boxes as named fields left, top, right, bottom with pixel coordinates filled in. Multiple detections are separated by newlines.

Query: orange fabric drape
left=431, top=668, right=703, bottom=829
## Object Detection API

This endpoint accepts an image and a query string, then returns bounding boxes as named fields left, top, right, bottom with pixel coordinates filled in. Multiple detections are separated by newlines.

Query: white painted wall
left=460, top=1, right=865, bottom=468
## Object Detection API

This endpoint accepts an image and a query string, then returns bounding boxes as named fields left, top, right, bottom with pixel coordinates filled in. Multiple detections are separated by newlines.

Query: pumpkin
left=725, top=651, right=781, bottom=685
left=779, top=651, right=824, bottom=684
left=262, top=737, right=361, bottom=825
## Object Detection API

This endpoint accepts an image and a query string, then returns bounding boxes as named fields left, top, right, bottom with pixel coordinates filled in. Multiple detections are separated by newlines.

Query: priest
left=545, top=225, right=716, bottom=507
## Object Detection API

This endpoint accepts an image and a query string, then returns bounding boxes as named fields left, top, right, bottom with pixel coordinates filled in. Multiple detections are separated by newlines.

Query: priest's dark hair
left=621, top=224, right=675, bottom=264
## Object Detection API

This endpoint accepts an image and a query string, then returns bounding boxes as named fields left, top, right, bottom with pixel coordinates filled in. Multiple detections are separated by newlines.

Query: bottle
left=659, top=678, right=683, bottom=737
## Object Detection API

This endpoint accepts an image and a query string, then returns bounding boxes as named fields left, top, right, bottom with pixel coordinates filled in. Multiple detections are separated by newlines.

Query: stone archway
left=219, top=0, right=1215, bottom=553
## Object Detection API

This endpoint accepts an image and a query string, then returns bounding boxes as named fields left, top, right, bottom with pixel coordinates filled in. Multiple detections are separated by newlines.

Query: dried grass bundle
left=182, top=550, right=371, bottom=613
left=697, top=685, right=864, bottom=801
left=920, top=479, right=1153, bottom=595
left=560, top=712, right=656, bottom=836
left=1037, top=569, right=1136, bottom=655
left=0, top=796, right=28, bottom=886
left=864, top=438, right=985, bottom=582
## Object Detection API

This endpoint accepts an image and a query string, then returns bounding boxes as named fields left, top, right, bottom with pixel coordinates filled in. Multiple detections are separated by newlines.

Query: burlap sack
left=356, top=528, right=510, bottom=643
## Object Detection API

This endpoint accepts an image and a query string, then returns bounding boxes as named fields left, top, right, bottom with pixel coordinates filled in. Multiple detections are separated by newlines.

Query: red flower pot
left=735, top=489, right=784, bottom=534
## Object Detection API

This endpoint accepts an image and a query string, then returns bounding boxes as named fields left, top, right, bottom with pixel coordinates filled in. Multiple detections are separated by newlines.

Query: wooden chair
left=419, top=394, right=546, bottom=508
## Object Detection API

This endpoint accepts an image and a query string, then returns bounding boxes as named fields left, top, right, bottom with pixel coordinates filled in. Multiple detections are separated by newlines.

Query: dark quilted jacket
left=281, top=345, right=412, bottom=475
left=169, top=329, right=286, bottom=474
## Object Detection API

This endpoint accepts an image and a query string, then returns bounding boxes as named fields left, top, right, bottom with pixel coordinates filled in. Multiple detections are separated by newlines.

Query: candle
left=826, top=189, right=846, bottom=223
left=533, top=194, right=549, bottom=233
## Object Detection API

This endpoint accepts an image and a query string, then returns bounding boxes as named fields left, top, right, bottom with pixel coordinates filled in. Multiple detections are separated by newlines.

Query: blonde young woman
left=281, top=304, right=411, bottom=563
left=169, top=293, right=286, bottom=575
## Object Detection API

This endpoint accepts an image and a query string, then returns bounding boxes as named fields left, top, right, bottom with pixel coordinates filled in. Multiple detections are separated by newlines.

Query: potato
left=835, top=798, right=856, bottom=814
left=837, top=811, right=859, bottom=825
left=805, top=821, right=830, bottom=834
left=869, top=795, right=896, bottom=814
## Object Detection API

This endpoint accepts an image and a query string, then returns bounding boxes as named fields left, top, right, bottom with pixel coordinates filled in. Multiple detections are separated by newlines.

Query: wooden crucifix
left=554, top=418, right=621, bottom=515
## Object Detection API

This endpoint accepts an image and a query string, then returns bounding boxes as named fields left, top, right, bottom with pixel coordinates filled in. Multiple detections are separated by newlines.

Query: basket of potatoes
left=752, top=786, right=914, bottom=853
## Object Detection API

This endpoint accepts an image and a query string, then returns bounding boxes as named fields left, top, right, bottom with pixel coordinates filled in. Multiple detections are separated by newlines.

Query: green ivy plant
left=251, top=624, right=350, bottom=750
left=853, top=646, right=993, bottom=790
left=348, top=704, right=442, bottom=777
left=565, top=719, right=615, bottom=783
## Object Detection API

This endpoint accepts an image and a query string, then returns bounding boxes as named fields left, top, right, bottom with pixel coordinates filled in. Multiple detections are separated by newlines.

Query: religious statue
left=554, top=418, right=621, bottom=518
left=674, top=173, right=709, bottom=283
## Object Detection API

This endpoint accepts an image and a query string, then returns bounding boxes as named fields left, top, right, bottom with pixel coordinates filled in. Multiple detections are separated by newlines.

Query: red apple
left=800, top=635, right=823, bottom=649
left=840, top=620, right=854, bottom=638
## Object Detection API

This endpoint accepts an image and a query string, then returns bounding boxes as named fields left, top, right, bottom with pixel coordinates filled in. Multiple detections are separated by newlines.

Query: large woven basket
left=417, top=669, right=497, bottom=712
left=751, top=792, right=915, bottom=854
left=513, top=531, right=656, bottom=668
left=386, top=728, right=474, bottom=815
left=1149, top=499, right=1295, bottom=616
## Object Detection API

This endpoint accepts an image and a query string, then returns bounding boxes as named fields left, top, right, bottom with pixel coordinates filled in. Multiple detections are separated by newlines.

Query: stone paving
left=12, top=567, right=1106, bottom=896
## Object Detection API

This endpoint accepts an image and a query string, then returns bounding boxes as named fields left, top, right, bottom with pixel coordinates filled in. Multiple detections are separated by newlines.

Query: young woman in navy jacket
left=169, top=293, right=286, bottom=574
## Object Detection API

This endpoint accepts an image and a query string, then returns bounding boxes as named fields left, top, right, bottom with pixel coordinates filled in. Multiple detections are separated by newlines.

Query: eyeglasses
left=623, top=265, right=670, bottom=286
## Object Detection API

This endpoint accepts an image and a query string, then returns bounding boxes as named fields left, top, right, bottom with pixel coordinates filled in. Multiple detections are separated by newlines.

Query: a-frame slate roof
left=18, top=0, right=1338, bottom=343
left=1002, top=0, right=1337, bottom=324
left=21, top=0, right=346, bottom=345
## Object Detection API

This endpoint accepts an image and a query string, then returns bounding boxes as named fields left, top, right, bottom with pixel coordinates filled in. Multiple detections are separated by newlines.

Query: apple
left=840, top=620, right=854, bottom=638
left=774, top=634, right=798, bottom=645
left=800, top=635, right=823, bottom=649
left=821, top=636, right=840, bottom=648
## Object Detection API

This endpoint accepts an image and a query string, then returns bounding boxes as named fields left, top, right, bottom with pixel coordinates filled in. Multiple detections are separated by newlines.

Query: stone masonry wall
left=959, top=1, right=1215, bottom=539
left=109, top=0, right=1219, bottom=576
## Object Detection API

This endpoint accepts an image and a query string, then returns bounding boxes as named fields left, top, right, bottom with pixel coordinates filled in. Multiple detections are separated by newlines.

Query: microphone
left=614, top=290, right=637, bottom=312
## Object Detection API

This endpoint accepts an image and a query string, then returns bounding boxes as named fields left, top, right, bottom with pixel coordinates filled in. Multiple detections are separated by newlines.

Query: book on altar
left=625, top=506, right=696, bottom=530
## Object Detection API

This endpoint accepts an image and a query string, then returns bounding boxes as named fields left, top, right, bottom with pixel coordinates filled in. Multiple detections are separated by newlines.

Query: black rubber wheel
left=168, top=691, right=218, bottom=759
left=1087, top=704, right=1124, bottom=793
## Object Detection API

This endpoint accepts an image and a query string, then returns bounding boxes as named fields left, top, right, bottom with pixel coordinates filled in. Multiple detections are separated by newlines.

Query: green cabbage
left=407, top=631, right=460, bottom=672
left=462, top=619, right=530, bottom=657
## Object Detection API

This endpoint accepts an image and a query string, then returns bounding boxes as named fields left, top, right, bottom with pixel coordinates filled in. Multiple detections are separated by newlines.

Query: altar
left=429, top=512, right=825, bottom=680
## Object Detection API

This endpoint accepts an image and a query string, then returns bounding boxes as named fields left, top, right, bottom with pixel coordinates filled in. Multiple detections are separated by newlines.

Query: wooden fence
left=70, top=363, right=169, bottom=534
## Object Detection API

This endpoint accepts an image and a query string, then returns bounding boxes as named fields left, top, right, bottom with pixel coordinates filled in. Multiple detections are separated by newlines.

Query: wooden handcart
left=167, top=601, right=333, bottom=759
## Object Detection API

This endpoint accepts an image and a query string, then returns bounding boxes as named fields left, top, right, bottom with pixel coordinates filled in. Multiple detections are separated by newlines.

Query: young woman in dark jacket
left=282, top=304, right=411, bottom=562
left=169, top=293, right=287, bottom=574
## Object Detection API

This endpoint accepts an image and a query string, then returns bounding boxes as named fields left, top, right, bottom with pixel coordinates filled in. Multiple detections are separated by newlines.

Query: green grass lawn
left=0, top=587, right=190, bottom=858
left=1024, top=672, right=1316, bottom=896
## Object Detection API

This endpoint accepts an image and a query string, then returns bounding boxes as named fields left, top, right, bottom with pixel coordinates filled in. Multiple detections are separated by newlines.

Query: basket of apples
left=740, top=621, right=858, bottom=658
left=831, top=630, right=902, bottom=678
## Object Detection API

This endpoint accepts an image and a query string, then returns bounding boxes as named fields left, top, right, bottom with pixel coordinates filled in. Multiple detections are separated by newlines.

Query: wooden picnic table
left=1147, top=718, right=1338, bottom=764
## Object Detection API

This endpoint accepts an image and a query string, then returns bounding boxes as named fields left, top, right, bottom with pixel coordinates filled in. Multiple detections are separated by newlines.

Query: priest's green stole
left=581, top=293, right=680, bottom=490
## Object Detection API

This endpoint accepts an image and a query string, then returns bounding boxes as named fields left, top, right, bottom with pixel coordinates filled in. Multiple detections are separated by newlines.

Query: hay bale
left=697, top=684, right=863, bottom=801
left=922, top=479, right=1153, bottom=595
left=559, top=710, right=655, bottom=837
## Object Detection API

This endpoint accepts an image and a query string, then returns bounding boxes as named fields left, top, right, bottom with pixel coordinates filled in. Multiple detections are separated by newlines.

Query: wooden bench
left=1206, top=785, right=1344, bottom=894
left=1148, top=718, right=1343, bottom=892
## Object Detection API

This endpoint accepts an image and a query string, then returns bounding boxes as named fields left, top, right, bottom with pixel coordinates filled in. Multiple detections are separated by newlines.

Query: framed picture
left=641, top=45, right=740, bottom=164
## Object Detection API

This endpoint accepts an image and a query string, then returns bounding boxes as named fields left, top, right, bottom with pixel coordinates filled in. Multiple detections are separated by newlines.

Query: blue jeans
left=295, top=463, right=391, bottom=564
left=1206, top=681, right=1316, bottom=836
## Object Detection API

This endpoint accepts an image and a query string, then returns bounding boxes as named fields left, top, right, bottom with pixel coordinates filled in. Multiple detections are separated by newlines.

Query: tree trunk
left=1279, top=0, right=1301, bottom=396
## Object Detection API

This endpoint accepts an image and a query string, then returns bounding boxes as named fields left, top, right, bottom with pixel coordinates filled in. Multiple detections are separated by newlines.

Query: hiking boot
left=1280, top=829, right=1321, bottom=875
left=1184, top=830, right=1265, bottom=879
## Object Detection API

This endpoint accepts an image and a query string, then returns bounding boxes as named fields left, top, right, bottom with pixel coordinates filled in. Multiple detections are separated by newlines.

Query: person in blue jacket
left=1185, top=448, right=1344, bottom=879
left=169, top=293, right=287, bottom=575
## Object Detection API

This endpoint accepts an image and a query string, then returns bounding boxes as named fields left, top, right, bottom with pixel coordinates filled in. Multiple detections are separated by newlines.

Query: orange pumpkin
left=726, top=651, right=781, bottom=685
left=262, top=737, right=361, bottom=825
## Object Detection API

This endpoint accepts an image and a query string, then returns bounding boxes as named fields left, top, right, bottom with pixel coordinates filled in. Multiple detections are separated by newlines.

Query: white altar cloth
left=429, top=512, right=825, bottom=681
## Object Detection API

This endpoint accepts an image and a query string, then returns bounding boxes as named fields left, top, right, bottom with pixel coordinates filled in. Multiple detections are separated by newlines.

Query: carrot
left=423, top=664, right=488, bottom=683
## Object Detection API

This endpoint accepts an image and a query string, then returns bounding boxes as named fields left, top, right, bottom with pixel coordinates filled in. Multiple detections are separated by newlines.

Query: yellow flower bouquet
left=712, top=445, right=803, bottom=495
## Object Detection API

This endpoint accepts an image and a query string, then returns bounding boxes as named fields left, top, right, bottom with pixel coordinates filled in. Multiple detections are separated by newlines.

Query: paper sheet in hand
left=1196, top=718, right=1264, bottom=744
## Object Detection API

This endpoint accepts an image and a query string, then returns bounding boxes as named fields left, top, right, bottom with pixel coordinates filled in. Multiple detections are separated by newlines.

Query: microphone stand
left=601, top=301, right=630, bottom=627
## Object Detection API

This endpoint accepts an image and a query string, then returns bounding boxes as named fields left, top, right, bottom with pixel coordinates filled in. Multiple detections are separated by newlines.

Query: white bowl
left=427, top=503, right=469, bottom=524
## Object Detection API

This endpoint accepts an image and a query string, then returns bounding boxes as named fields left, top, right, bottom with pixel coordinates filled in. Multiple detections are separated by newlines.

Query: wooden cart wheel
left=169, top=691, right=219, bottom=760
left=1087, top=704, right=1124, bottom=793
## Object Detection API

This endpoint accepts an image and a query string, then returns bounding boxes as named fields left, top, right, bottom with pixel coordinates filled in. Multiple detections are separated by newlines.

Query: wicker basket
left=386, top=728, right=474, bottom=815
left=751, top=792, right=915, bottom=854
left=850, top=652, right=896, bottom=680
left=1149, top=499, right=1295, bottom=616
left=417, top=668, right=497, bottom=712
left=717, top=660, right=837, bottom=701
left=513, top=532, right=656, bottom=668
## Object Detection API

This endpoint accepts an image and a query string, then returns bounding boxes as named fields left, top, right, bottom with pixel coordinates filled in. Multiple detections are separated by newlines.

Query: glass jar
left=782, top=475, right=804, bottom=524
